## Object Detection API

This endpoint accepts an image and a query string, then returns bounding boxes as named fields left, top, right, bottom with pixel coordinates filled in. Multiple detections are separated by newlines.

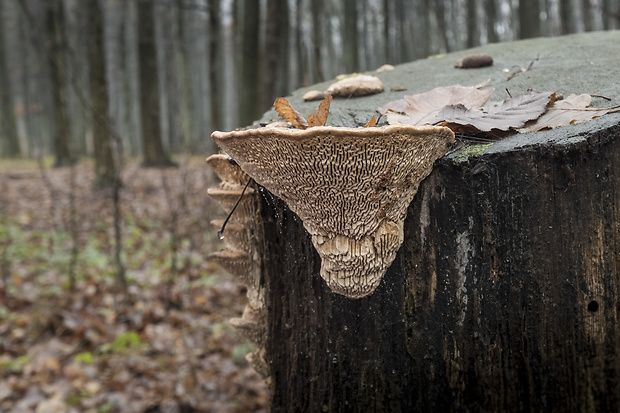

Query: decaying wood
left=208, top=32, right=620, bottom=412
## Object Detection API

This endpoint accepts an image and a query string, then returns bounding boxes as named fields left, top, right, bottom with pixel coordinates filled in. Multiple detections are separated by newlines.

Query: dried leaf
left=438, top=91, right=555, bottom=132
left=364, top=115, right=377, bottom=128
left=380, top=81, right=494, bottom=126
left=274, top=97, right=308, bottom=129
left=303, top=90, right=327, bottom=101
left=455, top=54, right=493, bottom=69
left=518, top=94, right=620, bottom=133
left=307, top=93, right=333, bottom=127
left=327, top=74, right=384, bottom=97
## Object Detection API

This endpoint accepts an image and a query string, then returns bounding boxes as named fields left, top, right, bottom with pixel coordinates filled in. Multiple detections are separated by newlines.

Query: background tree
left=138, top=0, right=175, bottom=168
left=238, top=0, right=261, bottom=126
left=519, top=0, right=542, bottom=38
left=0, top=2, right=20, bottom=158
left=88, top=0, right=116, bottom=189
left=47, top=0, right=74, bottom=167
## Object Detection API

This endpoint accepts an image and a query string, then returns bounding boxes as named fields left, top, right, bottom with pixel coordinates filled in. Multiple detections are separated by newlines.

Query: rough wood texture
left=211, top=32, right=620, bottom=411
left=256, top=117, right=620, bottom=413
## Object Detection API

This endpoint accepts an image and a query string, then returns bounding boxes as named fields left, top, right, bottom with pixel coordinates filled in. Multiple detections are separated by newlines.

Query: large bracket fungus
left=212, top=124, right=455, bottom=298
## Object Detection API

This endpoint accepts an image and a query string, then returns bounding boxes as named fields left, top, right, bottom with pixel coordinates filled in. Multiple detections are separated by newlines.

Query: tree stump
left=210, top=31, right=620, bottom=412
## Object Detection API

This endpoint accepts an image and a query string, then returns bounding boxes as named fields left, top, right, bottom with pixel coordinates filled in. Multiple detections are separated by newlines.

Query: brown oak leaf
left=274, top=97, right=308, bottom=129
left=307, top=93, right=333, bottom=127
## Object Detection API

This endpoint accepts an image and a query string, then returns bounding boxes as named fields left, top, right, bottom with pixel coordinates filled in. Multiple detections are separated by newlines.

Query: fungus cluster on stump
left=211, top=125, right=454, bottom=298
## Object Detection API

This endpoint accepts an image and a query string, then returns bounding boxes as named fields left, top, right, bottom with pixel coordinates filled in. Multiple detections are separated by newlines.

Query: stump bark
left=215, top=31, right=620, bottom=412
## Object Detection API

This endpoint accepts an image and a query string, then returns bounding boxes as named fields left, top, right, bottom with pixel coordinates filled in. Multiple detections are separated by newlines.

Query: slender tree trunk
left=343, top=0, right=358, bottom=72
left=581, top=0, right=594, bottom=31
left=176, top=0, right=193, bottom=150
left=0, top=2, right=21, bottom=158
left=434, top=0, right=451, bottom=52
left=310, top=0, right=324, bottom=81
left=47, top=0, right=74, bottom=167
left=238, top=0, right=261, bottom=125
left=208, top=0, right=222, bottom=131
left=262, top=0, right=289, bottom=111
left=88, top=0, right=116, bottom=189
left=467, top=0, right=479, bottom=47
left=559, top=0, right=577, bottom=33
left=137, top=0, right=175, bottom=167
left=519, top=0, right=542, bottom=38
left=486, top=0, right=499, bottom=43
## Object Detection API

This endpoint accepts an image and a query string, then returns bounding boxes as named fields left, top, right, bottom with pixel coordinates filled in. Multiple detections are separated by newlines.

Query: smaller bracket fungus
left=212, top=124, right=455, bottom=298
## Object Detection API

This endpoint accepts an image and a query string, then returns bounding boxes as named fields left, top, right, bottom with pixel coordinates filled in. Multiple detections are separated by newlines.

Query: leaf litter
left=379, top=81, right=619, bottom=136
left=0, top=160, right=269, bottom=413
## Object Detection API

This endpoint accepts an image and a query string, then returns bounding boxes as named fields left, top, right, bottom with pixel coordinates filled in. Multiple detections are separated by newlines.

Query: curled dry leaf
left=376, top=64, right=395, bottom=72
left=438, top=91, right=555, bottom=132
left=308, top=93, right=333, bottom=127
left=380, top=81, right=494, bottom=126
left=327, top=74, right=385, bottom=97
left=364, top=115, right=377, bottom=128
left=274, top=97, right=308, bottom=129
left=518, top=94, right=620, bottom=133
left=455, top=54, right=494, bottom=69
left=303, top=90, right=327, bottom=101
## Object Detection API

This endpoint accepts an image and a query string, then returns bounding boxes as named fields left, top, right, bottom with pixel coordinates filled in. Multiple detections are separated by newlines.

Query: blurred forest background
left=0, top=0, right=618, bottom=412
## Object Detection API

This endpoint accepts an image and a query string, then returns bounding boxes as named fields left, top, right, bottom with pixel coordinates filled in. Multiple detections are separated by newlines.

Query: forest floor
left=0, top=158, right=269, bottom=413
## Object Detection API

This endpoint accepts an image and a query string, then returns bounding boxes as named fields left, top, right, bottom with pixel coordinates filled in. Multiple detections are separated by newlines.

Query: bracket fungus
left=212, top=124, right=455, bottom=299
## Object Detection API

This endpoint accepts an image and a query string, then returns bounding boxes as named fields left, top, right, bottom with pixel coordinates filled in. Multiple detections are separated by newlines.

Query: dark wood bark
left=240, top=33, right=620, bottom=412
left=256, top=117, right=620, bottom=413
left=137, top=1, right=175, bottom=168
left=47, top=0, right=74, bottom=167
left=87, top=0, right=116, bottom=189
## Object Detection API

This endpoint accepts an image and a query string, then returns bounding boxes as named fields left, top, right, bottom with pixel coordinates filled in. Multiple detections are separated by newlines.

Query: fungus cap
left=212, top=125, right=455, bottom=298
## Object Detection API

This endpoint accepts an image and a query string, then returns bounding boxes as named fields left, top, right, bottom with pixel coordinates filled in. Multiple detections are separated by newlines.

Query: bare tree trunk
left=238, top=0, right=261, bottom=125
left=208, top=0, right=222, bottom=131
left=434, top=0, right=451, bottom=52
left=343, top=0, right=359, bottom=72
left=138, top=0, right=175, bottom=167
left=47, top=0, right=74, bottom=167
left=310, top=0, right=324, bottom=81
left=0, top=2, right=21, bottom=158
left=467, top=0, right=479, bottom=47
left=486, top=0, right=499, bottom=43
left=262, top=0, right=290, bottom=110
left=87, top=0, right=116, bottom=188
left=559, top=0, right=578, bottom=33
left=519, top=0, right=542, bottom=38
left=581, top=0, right=594, bottom=31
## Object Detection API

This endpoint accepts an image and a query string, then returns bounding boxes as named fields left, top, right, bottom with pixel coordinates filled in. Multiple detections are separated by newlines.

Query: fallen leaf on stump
left=308, top=94, right=333, bottom=127
left=303, top=90, right=327, bottom=101
left=273, top=94, right=333, bottom=129
left=364, top=115, right=377, bottom=127
left=519, top=94, right=620, bottom=132
left=327, top=74, right=384, bottom=97
left=379, top=81, right=494, bottom=126
left=455, top=54, right=493, bottom=69
left=274, top=98, right=308, bottom=129
left=438, top=91, right=555, bottom=132
left=380, top=81, right=618, bottom=137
